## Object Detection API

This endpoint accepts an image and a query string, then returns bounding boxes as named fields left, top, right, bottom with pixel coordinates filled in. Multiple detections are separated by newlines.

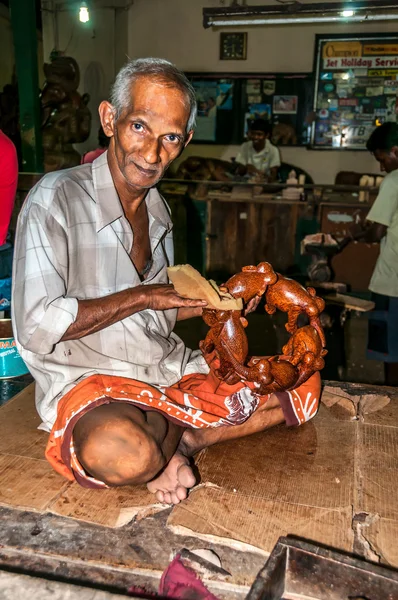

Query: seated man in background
left=346, top=123, right=398, bottom=385
left=235, top=119, right=281, bottom=183
left=12, top=58, right=320, bottom=505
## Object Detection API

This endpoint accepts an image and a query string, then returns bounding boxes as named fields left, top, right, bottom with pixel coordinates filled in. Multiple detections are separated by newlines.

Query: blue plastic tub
left=0, top=319, right=29, bottom=379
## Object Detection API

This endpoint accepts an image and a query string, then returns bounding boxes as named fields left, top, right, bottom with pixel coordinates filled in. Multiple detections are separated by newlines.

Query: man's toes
left=176, top=485, right=188, bottom=501
left=155, top=490, right=165, bottom=503
left=163, top=492, right=172, bottom=504
left=170, top=492, right=181, bottom=505
left=177, top=463, right=196, bottom=489
left=147, top=479, right=158, bottom=494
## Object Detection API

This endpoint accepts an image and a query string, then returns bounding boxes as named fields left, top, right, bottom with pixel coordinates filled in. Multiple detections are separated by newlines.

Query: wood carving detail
left=200, top=309, right=248, bottom=385
left=200, top=264, right=327, bottom=394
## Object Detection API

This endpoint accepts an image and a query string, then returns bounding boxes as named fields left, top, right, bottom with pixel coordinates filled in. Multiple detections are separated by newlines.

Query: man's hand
left=244, top=295, right=262, bottom=316
left=246, top=164, right=261, bottom=175
left=342, top=221, right=387, bottom=245
left=177, top=306, right=204, bottom=321
left=145, top=284, right=207, bottom=311
left=62, top=284, right=206, bottom=342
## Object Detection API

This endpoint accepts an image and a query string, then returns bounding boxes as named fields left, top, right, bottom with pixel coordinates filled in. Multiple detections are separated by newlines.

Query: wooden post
left=9, top=0, right=43, bottom=172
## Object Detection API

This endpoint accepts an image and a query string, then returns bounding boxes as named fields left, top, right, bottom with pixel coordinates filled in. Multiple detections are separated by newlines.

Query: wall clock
left=220, top=32, right=247, bottom=60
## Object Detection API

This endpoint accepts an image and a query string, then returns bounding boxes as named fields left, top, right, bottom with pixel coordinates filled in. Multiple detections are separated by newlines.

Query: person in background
left=346, top=123, right=398, bottom=385
left=81, top=126, right=110, bottom=164
left=0, top=129, right=18, bottom=247
left=235, top=118, right=281, bottom=183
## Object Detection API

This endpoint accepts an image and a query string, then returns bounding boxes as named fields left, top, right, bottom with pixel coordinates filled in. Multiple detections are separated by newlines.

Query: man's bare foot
left=147, top=452, right=196, bottom=505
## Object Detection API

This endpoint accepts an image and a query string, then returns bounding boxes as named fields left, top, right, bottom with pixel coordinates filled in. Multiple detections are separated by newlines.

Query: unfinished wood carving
left=167, top=263, right=326, bottom=394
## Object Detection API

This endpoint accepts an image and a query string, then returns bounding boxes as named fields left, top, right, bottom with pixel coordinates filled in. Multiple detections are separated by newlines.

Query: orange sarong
left=46, top=367, right=321, bottom=489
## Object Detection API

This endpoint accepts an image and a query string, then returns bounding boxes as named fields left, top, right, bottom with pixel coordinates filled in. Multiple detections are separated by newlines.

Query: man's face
left=101, top=77, right=192, bottom=190
left=248, top=129, right=267, bottom=152
left=374, top=147, right=398, bottom=173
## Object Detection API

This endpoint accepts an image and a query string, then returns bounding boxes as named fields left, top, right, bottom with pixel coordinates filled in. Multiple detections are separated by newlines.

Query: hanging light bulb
left=79, top=2, right=90, bottom=23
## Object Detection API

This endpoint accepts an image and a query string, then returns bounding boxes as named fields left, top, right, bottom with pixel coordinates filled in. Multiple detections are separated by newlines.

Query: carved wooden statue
left=265, top=275, right=326, bottom=347
left=220, top=348, right=299, bottom=395
left=221, top=262, right=277, bottom=304
left=41, top=55, right=91, bottom=172
left=200, top=309, right=248, bottom=384
left=167, top=263, right=326, bottom=395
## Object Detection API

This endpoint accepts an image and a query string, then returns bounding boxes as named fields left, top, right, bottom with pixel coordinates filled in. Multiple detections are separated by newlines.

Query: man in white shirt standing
left=235, top=119, right=281, bottom=183
left=346, top=123, right=398, bottom=385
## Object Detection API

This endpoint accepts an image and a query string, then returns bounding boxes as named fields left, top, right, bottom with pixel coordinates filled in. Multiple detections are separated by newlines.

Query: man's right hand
left=246, top=164, right=260, bottom=175
left=144, top=284, right=207, bottom=311
left=62, top=284, right=206, bottom=342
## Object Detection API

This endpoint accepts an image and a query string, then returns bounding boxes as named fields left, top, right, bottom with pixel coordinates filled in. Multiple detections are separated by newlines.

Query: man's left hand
left=244, top=295, right=262, bottom=316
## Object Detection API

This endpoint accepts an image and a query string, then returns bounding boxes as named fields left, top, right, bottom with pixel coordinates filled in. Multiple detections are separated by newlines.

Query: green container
left=0, top=319, right=29, bottom=379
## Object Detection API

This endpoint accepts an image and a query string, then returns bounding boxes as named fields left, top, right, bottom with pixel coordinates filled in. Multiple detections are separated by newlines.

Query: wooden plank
left=206, top=199, right=306, bottom=278
left=195, top=405, right=355, bottom=510
left=0, top=571, right=136, bottom=600
left=168, top=404, right=356, bottom=555
left=0, top=454, right=68, bottom=511
left=48, top=484, right=165, bottom=528
left=0, top=384, right=167, bottom=527
left=0, top=383, right=45, bottom=460
left=324, top=293, right=375, bottom=312
left=168, top=487, right=354, bottom=555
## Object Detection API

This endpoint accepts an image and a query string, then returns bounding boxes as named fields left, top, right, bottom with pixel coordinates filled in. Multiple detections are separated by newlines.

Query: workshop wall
left=128, top=0, right=393, bottom=182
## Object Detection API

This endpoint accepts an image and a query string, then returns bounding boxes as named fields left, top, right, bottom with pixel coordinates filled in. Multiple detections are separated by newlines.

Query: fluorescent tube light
left=207, top=13, right=398, bottom=25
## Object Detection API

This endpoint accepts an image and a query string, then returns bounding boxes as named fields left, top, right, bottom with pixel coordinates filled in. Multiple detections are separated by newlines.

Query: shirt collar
left=252, top=139, right=271, bottom=156
left=92, top=150, right=172, bottom=234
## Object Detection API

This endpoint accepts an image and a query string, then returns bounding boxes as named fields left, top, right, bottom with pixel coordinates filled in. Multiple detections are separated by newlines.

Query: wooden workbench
left=1, top=379, right=398, bottom=598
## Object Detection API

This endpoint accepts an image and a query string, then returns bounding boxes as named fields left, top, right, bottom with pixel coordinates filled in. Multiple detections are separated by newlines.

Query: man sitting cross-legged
left=12, top=58, right=320, bottom=504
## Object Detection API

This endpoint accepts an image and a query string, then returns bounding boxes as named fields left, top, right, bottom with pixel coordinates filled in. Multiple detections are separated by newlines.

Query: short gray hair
left=110, top=57, right=197, bottom=134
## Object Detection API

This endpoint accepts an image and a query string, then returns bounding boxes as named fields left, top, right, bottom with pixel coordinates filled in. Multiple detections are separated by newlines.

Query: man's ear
left=184, top=130, right=194, bottom=148
left=99, top=101, right=116, bottom=139
left=391, top=146, right=398, bottom=159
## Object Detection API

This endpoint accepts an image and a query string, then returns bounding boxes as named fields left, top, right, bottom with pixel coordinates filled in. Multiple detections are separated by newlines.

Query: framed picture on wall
left=220, top=32, right=247, bottom=60
left=187, top=72, right=313, bottom=145
left=311, top=33, right=398, bottom=150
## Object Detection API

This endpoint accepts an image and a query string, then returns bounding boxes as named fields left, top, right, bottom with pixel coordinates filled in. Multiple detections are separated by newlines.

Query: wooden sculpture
left=265, top=275, right=326, bottom=347
left=41, top=55, right=91, bottom=172
left=221, top=262, right=278, bottom=304
left=220, top=347, right=299, bottom=394
left=200, top=310, right=248, bottom=384
left=167, top=264, right=326, bottom=395
left=282, top=325, right=327, bottom=367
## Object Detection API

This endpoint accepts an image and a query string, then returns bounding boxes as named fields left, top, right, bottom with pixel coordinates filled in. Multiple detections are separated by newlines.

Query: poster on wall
left=192, top=80, right=234, bottom=141
left=242, top=76, right=311, bottom=144
left=187, top=73, right=313, bottom=146
left=273, top=95, right=298, bottom=114
left=192, top=81, right=217, bottom=141
left=311, top=35, right=398, bottom=149
left=243, top=104, right=272, bottom=136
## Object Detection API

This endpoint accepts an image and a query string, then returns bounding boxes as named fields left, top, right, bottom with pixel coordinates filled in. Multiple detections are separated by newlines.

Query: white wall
left=127, top=0, right=393, bottom=182
left=39, top=0, right=393, bottom=178
left=42, top=2, right=123, bottom=152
